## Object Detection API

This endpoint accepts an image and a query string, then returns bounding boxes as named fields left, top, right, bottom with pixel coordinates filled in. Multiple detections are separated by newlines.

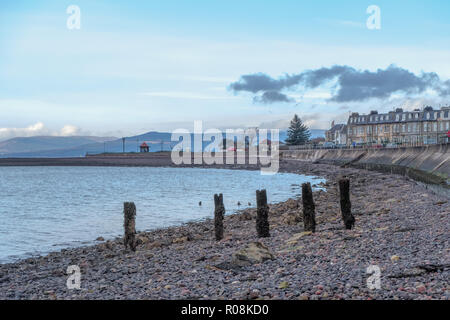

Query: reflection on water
left=0, top=166, right=325, bottom=263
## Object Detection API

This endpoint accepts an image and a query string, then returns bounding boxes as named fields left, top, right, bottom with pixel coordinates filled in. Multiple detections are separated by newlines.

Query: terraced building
left=346, top=106, right=450, bottom=146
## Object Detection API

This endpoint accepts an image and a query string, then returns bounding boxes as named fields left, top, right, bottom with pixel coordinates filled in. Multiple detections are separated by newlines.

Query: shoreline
left=0, top=165, right=318, bottom=265
left=0, top=160, right=449, bottom=300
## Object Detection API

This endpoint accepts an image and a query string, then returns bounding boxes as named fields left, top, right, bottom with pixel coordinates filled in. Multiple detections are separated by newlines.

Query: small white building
left=325, top=122, right=348, bottom=145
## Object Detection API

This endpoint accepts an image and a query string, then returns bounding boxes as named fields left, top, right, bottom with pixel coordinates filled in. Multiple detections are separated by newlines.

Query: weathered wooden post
left=256, top=189, right=270, bottom=237
left=123, top=202, right=137, bottom=251
left=302, top=182, right=316, bottom=232
left=338, top=178, right=355, bottom=230
left=214, top=194, right=225, bottom=241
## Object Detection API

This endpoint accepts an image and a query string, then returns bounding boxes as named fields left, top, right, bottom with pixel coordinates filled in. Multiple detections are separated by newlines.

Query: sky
left=1, top=0, right=450, bottom=140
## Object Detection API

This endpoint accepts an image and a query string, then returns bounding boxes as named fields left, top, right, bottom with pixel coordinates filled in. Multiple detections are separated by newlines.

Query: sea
left=0, top=166, right=325, bottom=263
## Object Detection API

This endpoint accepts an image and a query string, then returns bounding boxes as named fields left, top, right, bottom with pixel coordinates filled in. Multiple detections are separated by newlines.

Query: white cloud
left=0, top=122, right=83, bottom=141
left=60, top=125, right=81, bottom=136
left=0, top=122, right=48, bottom=140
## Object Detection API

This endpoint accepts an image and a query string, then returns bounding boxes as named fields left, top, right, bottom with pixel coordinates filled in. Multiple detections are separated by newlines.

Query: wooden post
left=339, top=178, right=355, bottom=230
left=123, top=202, right=137, bottom=251
left=214, top=194, right=225, bottom=241
left=302, top=182, right=316, bottom=232
left=256, top=189, right=270, bottom=237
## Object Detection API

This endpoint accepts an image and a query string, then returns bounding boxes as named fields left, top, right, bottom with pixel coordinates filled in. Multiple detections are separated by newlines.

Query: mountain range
left=0, top=129, right=325, bottom=158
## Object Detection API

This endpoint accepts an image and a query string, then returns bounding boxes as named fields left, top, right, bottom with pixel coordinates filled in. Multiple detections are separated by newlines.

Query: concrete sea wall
left=281, top=143, right=450, bottom=188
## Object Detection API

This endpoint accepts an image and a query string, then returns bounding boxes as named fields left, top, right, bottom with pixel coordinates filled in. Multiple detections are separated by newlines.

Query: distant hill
left=0, top=129, right=326, bottom=158
left=0, top=132, right=174, bottom=158
left=0, top=136, right=117, bottom=157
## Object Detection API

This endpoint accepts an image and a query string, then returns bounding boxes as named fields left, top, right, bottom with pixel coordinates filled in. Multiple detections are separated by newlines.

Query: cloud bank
left=229, top=65, right=450, bottom=104
left=0, top=122, right=83, bottom=141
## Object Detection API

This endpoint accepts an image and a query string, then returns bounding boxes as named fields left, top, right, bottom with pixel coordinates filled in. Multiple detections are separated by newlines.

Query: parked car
left=323, top=142, right=336, bottom=148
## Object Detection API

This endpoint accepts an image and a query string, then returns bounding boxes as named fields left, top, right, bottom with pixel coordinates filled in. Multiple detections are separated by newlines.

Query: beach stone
left=281, top=212, right=301, bottom=225
left=145, top=241, right=162, bottom=249
left=239, top=211, right=253, bottom=221
left=96, top=237, right=105, bottom=241
left=172, top=236, right=190, bottom=244
left=249, top=289, right=260, bottom=299
left=286, top=231, right=312, bottom=245
left=285, top=199, right=299, bottom=209
left=231, top=242, right=275, bottom=267
left=416, top=285, right=426, bottom=294
left=136, top=235, right=150, bottom=245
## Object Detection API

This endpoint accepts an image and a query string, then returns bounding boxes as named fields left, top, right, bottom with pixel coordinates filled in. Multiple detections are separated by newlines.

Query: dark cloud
left=229, top=65, right=449, bottom=104
left=229, top=73, right=302, bottom=94
left=438, top=79, right=450, bottom=96
left=253, top=91, right=294, bottom=104
left=331, top=66, right=440, bottom=102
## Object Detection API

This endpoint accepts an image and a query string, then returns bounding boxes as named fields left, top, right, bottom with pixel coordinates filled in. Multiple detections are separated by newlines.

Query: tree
left=285, top=114, right=311, bottom=145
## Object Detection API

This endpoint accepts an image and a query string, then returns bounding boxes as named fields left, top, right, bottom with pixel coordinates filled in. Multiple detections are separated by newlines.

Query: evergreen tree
left=285, top=114, right=311, bottom=145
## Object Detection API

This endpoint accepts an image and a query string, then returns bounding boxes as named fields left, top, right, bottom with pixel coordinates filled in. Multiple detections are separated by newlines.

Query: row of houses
left=326, top=106, right=450, bottom=146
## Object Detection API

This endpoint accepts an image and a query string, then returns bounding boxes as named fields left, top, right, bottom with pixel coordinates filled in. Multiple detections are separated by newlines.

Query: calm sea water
left=0, top=167, right=325, bottom=263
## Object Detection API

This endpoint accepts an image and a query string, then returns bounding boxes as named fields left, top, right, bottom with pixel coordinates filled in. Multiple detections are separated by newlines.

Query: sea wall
left=281, top=143, right=450, bottom=188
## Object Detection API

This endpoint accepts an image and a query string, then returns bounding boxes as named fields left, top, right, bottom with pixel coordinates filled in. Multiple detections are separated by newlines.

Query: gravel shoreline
left=0, top=160, right=449, bottom=300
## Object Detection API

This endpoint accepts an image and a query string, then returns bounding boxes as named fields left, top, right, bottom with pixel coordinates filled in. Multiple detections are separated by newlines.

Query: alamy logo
left=66, top=265, right=81, bottom=290
left=171, top=121, right=279, bottom=175
left=66, top=5, right=81, bottom=30
left=366, top=5, right=381, bottom=30
left=366, top=265, right=381, bottom=290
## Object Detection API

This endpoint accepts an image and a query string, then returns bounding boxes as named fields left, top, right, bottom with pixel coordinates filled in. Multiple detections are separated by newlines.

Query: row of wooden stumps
left=122, top=178, right=355, bottom=250
left=214, top=189, right=271, bottom=241
left=214, top=178, right=355, bottom=241
left=301, top=178, right=354, bottom=232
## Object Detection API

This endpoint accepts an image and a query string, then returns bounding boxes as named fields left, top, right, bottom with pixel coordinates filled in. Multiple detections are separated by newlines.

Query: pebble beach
left=0, top=160, right=449, bottom=300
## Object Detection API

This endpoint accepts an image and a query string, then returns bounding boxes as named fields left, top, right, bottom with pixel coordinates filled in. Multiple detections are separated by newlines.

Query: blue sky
left=1, top=0, right=450, bottom=139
